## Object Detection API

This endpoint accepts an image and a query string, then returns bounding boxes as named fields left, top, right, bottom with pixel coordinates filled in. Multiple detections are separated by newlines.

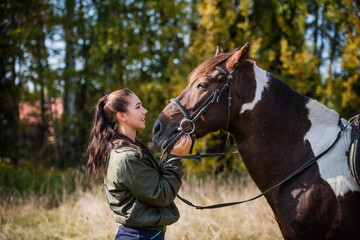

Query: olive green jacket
left=104, top=147, right=182, bottom=232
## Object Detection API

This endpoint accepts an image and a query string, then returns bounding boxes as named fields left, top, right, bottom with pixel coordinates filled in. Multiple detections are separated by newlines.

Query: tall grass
left=0, top=166, right=282, bottom=240
left=0, top=162, right=88, bottom=207
left=171, top=176, right=283, bottom=239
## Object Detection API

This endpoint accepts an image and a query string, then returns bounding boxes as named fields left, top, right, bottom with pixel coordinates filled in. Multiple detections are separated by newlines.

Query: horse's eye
left=197, top=82, right=209, bottom=90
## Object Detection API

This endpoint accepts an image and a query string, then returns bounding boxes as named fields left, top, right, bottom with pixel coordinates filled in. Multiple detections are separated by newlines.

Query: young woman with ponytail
left=86, top=89, right=191, bottom=240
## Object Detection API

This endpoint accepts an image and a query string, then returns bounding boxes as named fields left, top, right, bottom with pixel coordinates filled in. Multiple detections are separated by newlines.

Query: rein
left=171, top=120, right=347, bottom=210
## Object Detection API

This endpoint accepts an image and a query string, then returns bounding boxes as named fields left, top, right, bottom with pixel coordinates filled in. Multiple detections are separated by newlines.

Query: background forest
left=1, top=0, right=359, bottom=239
left=1, top=0, right=360, bottom=182
left=2, top=0, right=359, bottom=174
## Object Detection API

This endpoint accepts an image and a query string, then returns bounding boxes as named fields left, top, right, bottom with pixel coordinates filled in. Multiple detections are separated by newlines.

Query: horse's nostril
left=153, top=120, right=163, bottom=137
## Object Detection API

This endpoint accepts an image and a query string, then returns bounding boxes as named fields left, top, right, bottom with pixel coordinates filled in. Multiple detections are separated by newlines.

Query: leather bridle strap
left=170, top=98, right=191, bottom=120
left=215, top=66, right=239, bottom=80
left=166, top=151, right=239, bottom=163
left=225, top=75, right=233, bottom=130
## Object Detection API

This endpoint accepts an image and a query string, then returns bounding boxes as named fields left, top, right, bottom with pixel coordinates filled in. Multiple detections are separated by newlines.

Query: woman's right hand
left=170, top=135, right=192, bottom=156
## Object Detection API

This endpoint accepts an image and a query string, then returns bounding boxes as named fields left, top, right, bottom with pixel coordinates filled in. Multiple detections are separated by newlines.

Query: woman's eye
left=196, top=82, right=209, bottom=90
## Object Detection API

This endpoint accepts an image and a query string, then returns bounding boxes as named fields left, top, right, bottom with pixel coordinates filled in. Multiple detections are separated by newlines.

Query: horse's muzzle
left=152, top=119, right=185, bottom=151
left=152, top=119, right=163, bottom=145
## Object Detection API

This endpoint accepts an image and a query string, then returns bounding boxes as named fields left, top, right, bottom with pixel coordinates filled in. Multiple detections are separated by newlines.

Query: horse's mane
left=188, top=51, right=234, bottom=83
left=187, top=49, right=255, bottom=84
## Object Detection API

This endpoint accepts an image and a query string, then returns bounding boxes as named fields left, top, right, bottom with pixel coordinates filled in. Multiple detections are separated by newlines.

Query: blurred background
left=0, top=0, right=359, bottom=238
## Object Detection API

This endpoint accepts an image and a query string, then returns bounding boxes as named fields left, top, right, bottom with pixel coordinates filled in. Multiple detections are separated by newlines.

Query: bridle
left=162, top=66, right=239, bottom=154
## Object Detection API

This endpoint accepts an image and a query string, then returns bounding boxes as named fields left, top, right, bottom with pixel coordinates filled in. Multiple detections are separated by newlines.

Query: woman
left=86, top=89, right=191, bottom=240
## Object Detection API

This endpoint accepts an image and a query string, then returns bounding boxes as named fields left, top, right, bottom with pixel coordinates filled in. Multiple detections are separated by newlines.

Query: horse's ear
left=215, top=45, right=221, bottom=56
left=226, top=43, right=250, bottom=71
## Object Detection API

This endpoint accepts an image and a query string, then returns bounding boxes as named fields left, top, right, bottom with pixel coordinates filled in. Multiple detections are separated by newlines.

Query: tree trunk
left=62, top=0, right=77, bottom=167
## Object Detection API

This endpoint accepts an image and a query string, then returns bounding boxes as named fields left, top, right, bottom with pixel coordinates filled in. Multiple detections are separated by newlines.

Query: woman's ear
left=117, top=112, right=126, bottom=121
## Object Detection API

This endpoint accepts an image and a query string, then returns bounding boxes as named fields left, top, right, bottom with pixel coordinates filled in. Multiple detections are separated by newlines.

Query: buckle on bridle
left=179, top=118, right=195, bottom=135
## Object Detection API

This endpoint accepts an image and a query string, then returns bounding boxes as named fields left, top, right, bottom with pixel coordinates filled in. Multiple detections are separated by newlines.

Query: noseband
left=166, top=66, right=239, bottom=153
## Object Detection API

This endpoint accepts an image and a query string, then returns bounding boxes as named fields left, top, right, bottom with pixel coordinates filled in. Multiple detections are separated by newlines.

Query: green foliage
left=0, top=161, right=88, bottom=207
left=1, top=0, right=359, bottom=178
left=182, top=133, right=247, bottom=179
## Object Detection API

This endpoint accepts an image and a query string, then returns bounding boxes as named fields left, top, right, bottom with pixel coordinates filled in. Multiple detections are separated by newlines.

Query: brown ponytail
left=86, top=89, right=145, bottom=182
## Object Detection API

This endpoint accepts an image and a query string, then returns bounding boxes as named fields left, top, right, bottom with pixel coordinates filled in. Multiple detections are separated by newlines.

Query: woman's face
left=122, top=93, right=148, bottom=131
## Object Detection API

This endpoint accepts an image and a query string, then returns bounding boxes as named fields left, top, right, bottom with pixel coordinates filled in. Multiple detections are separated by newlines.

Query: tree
left=1, top=0, right=359, bottom=177
left=0, top=0, right=53, bottom=165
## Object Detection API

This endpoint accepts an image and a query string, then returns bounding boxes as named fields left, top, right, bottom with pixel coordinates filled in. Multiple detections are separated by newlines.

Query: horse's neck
left=232, top=65, right=341, bottom=190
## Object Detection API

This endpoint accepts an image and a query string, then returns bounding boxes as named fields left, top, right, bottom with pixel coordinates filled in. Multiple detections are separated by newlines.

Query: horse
left=152, top=43, right=360, bottom=239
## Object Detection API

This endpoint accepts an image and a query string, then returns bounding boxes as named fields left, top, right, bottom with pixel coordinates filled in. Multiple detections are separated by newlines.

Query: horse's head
left=152, top=43, right=254, bottom=150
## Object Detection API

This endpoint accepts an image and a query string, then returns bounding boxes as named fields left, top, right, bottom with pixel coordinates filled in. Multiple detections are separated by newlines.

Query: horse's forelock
left=187, top=53, right=232, bottom=84
left=187, top=49, right=255, bottom=84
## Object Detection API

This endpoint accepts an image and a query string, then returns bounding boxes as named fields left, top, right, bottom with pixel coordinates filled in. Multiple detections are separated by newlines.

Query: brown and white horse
left=152, top=43, right=360, bottom=239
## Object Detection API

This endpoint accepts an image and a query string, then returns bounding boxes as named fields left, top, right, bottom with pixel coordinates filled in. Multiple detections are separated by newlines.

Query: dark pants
left=115, top=225, right=165, bottom=240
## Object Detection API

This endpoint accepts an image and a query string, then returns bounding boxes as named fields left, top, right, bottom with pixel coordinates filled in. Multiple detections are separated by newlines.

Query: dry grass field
left=0, top=176, right=283, bottom=240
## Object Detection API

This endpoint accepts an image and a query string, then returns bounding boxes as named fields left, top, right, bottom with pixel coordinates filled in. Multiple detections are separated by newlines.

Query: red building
left=18, top=98, right=63, bottom=137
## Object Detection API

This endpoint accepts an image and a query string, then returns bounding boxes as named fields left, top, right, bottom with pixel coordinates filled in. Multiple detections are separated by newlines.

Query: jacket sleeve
left=115, top=150, right=182, bottom=207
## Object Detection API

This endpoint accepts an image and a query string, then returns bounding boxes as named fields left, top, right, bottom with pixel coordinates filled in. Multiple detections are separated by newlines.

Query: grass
left=0, top=173, right=283, bottom=240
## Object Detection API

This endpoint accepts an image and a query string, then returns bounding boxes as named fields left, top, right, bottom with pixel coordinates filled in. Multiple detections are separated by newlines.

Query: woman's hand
left=170, top=135, right=192, bottom=156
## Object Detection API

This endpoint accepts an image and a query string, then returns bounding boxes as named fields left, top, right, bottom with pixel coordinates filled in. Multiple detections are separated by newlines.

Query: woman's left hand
left=170, top=135, right=192, bottom=156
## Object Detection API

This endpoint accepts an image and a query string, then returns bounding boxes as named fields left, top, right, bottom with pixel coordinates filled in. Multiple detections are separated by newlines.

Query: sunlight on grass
left=0, top=176, right=283, bottom=240
left=169, top=176, right=283, bottom=240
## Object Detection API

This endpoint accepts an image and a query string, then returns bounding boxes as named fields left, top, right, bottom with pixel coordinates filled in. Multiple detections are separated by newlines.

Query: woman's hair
left=86, top=89, right=148, bottom=182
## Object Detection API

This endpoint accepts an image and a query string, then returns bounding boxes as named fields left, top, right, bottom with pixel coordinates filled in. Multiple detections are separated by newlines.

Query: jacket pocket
left=156, top=203, right=180, bottom=226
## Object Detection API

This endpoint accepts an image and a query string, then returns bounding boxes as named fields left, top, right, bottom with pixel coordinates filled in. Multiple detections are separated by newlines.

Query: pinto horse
left=152, top=43, right=360, bottom=239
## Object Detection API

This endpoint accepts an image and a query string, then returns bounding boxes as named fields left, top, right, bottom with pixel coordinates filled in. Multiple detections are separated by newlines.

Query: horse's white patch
left=304, top=99, right=359, bottom=196
left=240, top=64, right=269, bottom=114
